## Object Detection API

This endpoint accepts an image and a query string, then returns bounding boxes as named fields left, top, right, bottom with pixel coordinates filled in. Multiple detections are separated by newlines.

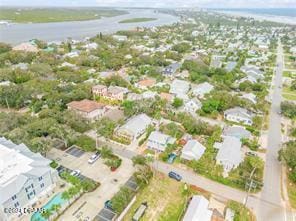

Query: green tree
left=172, top=97, right=183, bottom=108
left=96, top=117, right=116, bottom=138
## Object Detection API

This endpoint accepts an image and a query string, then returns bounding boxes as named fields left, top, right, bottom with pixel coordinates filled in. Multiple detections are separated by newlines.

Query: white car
left=88, top=152, right=101, bottom=164
left=70, top=169, right=81, bottom=177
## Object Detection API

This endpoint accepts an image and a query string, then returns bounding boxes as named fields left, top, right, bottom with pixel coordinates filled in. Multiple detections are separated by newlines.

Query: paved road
left=95, top=138, right=291, bottom=220
left=255, top=40, right=294, bottom=221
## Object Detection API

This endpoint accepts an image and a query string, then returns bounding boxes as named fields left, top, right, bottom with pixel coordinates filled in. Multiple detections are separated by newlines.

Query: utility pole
left=244, top=167, right=257, bottom=207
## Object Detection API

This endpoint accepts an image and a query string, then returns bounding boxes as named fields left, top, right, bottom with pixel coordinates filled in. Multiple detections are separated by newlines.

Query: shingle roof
left=67, top=99, right=105, bottom=113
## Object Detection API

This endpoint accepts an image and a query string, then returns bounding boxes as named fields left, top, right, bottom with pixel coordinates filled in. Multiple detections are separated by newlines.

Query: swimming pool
left=31, top=192, right=66, bottom=221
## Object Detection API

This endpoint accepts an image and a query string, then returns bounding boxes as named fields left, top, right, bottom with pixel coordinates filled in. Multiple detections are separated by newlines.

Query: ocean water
left=217, top=8, right=296, bottom=17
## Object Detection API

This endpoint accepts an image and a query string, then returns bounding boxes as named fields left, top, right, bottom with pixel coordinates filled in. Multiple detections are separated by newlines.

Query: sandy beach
left=216, top=10, right=296, bottom=25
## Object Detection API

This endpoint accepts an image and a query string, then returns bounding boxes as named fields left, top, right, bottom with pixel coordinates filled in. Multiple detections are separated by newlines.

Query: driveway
left=47, top=148, right=135, bottom=221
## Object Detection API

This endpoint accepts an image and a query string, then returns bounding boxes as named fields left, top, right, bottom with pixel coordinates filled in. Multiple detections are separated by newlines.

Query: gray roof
left=119, top=114, right=152, bottom=137
left=0, top=137, right=52, bottom=204
left=183, top=195, right=212, bottom=221
left=225, top=61, right=237, bottom=72
left=224, top=107, right=252, bottom=119
left=216, top=136, right=242, bottom=169
left=223, top=126, right=251, bottom=139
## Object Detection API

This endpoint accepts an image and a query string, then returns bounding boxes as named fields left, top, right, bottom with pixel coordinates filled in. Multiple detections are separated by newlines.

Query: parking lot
left=47, top=148, right=135, bottom=221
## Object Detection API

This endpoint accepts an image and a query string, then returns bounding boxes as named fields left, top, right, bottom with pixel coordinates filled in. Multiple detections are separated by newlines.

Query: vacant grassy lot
left=282, top=87, right=296, bottom=101
left=119, top=17, right=157, bottom=23
left=123, top=173, right=188, bottom=221
left=0, top=8, right=127, bottom=23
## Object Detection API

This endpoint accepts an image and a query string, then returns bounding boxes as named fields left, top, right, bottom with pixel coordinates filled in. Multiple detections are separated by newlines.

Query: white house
left=147, top=131, right=176, bottom=152
left=215, top=136, right=243, bottom=176
left=192, top=82, right=214, bottom=99
left=183, top=98, right=202, bottom=113
left=0, top=137, right=58, bottom=221
left=169, top=79, right=190, bottom=99
left=183, top=195, right=213, bottom=221
left=114, top=114, right=152, bottom=142
left=224, top=107, right=253, bottom=125
left=113, top=35, right=128, bottom=42
left=181, top=140, right=206, bottom=161
left=241, top=93, right=257, bottom=104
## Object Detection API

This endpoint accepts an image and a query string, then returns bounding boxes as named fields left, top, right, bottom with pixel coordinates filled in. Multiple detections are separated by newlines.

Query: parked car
left=167, top=153, right=177, bottom=164
left=88, top=151, right=101, bottom=164
left=168, top=171, right=182, bottom=181
left=246, top=151, right=257, bottom=157
left=104, top=200, right=113, bottom=210
left=70, top=169, right=81, bottom=177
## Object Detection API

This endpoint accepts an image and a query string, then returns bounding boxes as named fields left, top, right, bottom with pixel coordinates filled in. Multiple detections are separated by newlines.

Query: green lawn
left=282, top=87, right=296, bottom=101
left=287, top=175, right=296, bottom=209
left=123, top=174, right=189, bottom=221
left=0, top=8, right=127, bottom=23
left=119, top=17, right=157, bottom=23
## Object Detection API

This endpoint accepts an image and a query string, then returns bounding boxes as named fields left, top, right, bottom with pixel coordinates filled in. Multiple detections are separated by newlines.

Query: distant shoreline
left=215, top=10, right=296, bottom=25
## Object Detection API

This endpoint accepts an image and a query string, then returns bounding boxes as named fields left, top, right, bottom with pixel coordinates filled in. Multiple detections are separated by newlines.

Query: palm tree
left=41, top=209, right=52, bottom=220
left=61, top=191, right=71, bottom=205
left=50, top=204, right=61, bottom=216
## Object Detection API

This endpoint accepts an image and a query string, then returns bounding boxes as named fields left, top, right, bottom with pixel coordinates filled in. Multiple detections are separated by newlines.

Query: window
left=11, top=195, right=17, bottom=200
left=38, top=176, right=43, bottom=181
left=40, top=183, right=44, bottom=188
left=14, top=202, right=19, bottom=208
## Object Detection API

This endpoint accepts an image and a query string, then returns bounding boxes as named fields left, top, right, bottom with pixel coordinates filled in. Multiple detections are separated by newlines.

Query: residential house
left=222, top=126, right=251, bottom=139
left=192, top=82, right=214, bottom=99
left=142, top=91, right=157, bottom=99
left=183, top=98, right=202, bottom=113
left=240, top=65, right=264, bottom=82
left=92, top=84, right=108, bottom=96
left=147, top=131, right=176, bottom=152
left=12, top=42, right=39, bottom=53
left=224, top=107, right=253, bottom=125
left=67, top=99, right=106, bottom=121
left=114, top=114, right=152, bottom=142
left=210, top=55, right=225, bottom=68
left=127, top=93, right=143, bottom=101
left=169, top=79, right=190, bottom=97
left=225, top=61, right=237, bottom=72
left=162, top=63, right=181, bottom=76
left=136, top=78, right=156, bottom=90
left=215, top=136, right=243, bottom=176
left=0, top=137, right=58, bottom=221
left=183, top=195, right=213, bottom=221
left=92, top=85, right=128, bottom=101
left=241, top=93, right=257, bottom=104
left=181, top=140, right=206, bottom=161
left=107, top=86, right=128, bottom=101
left=160, top=92, right=174, bottom=103
left=113, top=35, right=128, bottom=42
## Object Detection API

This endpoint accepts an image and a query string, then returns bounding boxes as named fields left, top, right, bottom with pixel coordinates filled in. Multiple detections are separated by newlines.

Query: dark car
left=168, top=171, right=182, bottom=181
left=104, top=200, right=113, bottom=210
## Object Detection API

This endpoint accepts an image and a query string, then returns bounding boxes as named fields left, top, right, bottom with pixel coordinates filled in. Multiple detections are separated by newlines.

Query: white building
left=181, top=140, right=206, bottom=161
left=115, top=114, right=152, bottom=142
left=224, top=107, right=253, bottom=126
left=169, top=79, right=190, bottom=97
left=147, top=131, right=176, bottom=152
left=0, top=137, right=58, bottom=221
left=183, top=98, right=202, bottom=113
left=215, top=136, right=243, bottom=176
left=192, top=82, right=214, bottom=99
left=183, top=195, right=213, bottom=221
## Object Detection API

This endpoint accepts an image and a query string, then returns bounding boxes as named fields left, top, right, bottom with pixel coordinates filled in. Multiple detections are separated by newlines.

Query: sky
left=0, top=0, right=296, bottom=8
